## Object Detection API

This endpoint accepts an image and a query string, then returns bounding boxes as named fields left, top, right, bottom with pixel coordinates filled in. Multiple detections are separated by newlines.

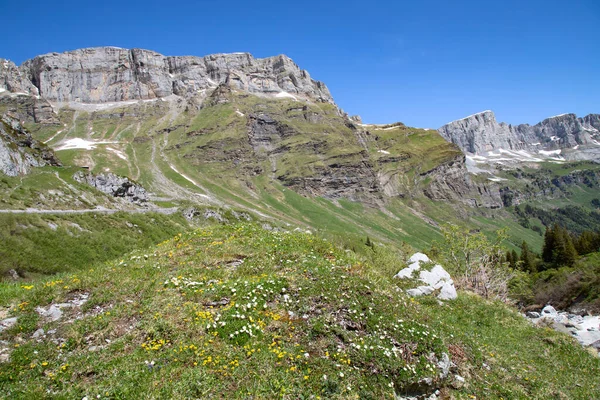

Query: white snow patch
left=378, top=150, right=390, bottom=155
left=488, top=176, right=507, bottom=182
left=0, top=88, right=6, bottom=93
left=531, top=142, right=541, bottom=146
left=550, top=136, right=560, bottom=142
left=538, top=149, right=562, bottom=156
left=275, top=91, right=297, bottom=100
left=573, top=145, right=579, bottom=150
left=549, top=113, right=568, bottom=118
left=106, top=147, right=127, bottom=160
left=55, top=138, right=119, bottom=151
left=60, top=98, right=159, bottom=111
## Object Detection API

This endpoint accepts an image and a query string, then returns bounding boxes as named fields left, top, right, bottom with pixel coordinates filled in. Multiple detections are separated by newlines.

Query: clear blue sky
left=2, top=0, right=599, bottom=128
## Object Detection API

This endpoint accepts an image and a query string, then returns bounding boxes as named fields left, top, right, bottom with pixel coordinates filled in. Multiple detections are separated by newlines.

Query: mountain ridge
left=1, top=47, right=334, bottom=107
left=438, top=110, right=600, bottom=162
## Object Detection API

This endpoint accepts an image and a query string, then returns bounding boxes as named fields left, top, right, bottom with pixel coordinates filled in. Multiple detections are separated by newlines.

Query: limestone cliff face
left=0, top=115, right=61, bottom=176
left=3, top=47, right=333, bottom=105
left=438, top=111, right=600, bottom=159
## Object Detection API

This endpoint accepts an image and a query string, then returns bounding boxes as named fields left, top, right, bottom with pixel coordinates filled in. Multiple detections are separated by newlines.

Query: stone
left=541, top=305, right=557, bottom=316
left=397, top=253, right=457, bottom=301
left=32, top=328, right=45, bottom=339
left=73, top=171, right=147, bottom=204
left=438, top=282, right=458, bottom=301
left=526, top=311, right=540, bottom=319
left=36, top=305, right=63, bottom=322
left=0, top=317, right=17, bottom=332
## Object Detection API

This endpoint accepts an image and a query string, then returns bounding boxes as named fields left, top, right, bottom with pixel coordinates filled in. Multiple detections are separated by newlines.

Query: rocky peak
left=2, top=47, right=334, bottom=106
left=438, top=110, right=600, bottom=161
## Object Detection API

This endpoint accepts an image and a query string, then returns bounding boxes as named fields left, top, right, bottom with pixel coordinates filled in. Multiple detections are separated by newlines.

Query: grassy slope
left=0, top=212, right=190, bottom=277
left=0, top=223, right=598, bottom=399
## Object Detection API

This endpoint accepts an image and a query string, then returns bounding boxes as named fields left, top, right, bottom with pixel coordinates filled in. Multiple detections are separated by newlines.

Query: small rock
left=407, top=288, right=425, bottom=297
left=438, top=282, right=458, bottom=301
left=541, top=305, right=557, bottom=316
left=526, top=311, right=540, bottom=319
left=0, top=317, right=17, bottom=332
left=32, top=328, right=45, bottom=339
left=7, top=269, right=20, bottom=281
left=36, top=305, right=63, bottom=322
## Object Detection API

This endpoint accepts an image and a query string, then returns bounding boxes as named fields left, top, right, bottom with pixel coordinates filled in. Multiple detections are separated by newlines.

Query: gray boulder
left=73, top=171, right=147, bottom=203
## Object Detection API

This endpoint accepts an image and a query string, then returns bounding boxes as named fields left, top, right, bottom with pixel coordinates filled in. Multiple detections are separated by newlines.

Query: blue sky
left=2, top=0, right=599, bottom=128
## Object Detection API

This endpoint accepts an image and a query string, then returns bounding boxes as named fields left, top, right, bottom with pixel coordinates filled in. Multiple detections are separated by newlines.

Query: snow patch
left=0, top=88, right=6, bottom=93
left=275, top=91, right=297, bottom=100
left=488, top=176, right=507, bottom=182
left=538, top=149, right=562, bottom=156
left=55, top=138, right=119, bottom=151
left=377, top=150, right=390, bottom=155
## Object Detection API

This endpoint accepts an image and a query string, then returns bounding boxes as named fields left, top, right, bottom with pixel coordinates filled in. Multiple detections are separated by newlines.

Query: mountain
left=2, top=47, right=333, bottom=105
left=438, top=110, right=600, bottom=163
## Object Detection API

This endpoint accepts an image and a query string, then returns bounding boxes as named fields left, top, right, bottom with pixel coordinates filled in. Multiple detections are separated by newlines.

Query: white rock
left=419, top=265, right=452, bottom=287
left=417, top=286, right=435, bottom=295
left=438, top=282, right=458, bottom=300
left=409, top=252, right=430, bottom=264
left=541, top=305, right=557, bottom=315
left=32, top=328, right=45, bottom=339
left=407, top=288, right=425, bottom=297
left=0, top=317, right=17, bottom=332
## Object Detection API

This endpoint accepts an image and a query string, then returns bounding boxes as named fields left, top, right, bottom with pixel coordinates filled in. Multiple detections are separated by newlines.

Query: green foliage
left=431, top=225, right=515, bottom=300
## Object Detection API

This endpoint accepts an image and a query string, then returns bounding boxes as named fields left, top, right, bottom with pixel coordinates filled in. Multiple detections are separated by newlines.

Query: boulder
left=396, top=253, right=457, bottom=301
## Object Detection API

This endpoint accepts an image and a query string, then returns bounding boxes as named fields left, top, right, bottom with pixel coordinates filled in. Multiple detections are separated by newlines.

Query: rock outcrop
left=0, top=114, right=61, bottom=176
left=438, top=111, right=600, bottom=161
left=73, top=171, right=148, bottom=204
left=2, top=47, right=334, bottom=105
left=395, top=253, right=458, bottom=301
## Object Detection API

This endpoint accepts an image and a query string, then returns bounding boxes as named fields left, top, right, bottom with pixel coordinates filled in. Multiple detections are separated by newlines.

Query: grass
left=0, top=222, right=598, bottom=398
left=0, top=212, right=189, bottom=277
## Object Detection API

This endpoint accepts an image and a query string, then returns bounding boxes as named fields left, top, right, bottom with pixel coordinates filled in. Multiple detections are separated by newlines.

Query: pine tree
left=520, top=241, right=535, bottom=272
left=511, top=249, right=519, bottom=269
left=542, top=224, right=557, bottom=263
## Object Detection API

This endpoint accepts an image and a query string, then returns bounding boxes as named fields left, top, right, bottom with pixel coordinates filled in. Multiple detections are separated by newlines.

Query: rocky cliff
left=0, top=114, right=61, bottom=176
left=1, top=47, right=334, bottom=105
left=438, top=111, right=600, bottom=160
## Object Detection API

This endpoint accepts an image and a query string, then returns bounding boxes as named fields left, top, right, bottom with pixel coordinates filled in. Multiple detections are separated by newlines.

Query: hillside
left=1, top=222, right=599, bottom=398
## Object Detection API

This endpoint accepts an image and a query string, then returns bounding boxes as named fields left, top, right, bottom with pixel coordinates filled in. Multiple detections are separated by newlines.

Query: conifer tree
left=520, top=241, right=535, bottom=272
left=542, top=224, right=557, bottom=263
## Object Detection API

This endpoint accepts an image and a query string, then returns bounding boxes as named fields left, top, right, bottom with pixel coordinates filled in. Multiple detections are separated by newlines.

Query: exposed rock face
left=421, top=154, right=502, bottom=208
left=0, top=115, right=61, bottom=176
left=73, top=171, right=148, bottom=204
left=438, top=111, right=600, bottom=160
left=0, top=93, right=59, bottom=124
left=3, top=47, right=333, bottom=105
left=0, top=59, right=38, bottom=95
